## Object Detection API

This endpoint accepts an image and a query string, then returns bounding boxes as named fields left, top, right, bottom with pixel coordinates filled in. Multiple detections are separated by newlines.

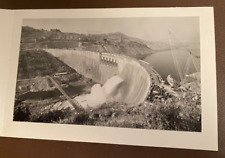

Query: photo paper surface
left=1, top=8, right=217, bottom=150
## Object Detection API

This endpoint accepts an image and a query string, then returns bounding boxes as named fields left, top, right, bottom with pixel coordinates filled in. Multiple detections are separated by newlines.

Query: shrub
left=13, top=106, right=31, bottom=121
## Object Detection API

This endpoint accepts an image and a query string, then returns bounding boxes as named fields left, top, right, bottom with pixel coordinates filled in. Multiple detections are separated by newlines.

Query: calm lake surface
left=144, top=48, right=200, bottom=81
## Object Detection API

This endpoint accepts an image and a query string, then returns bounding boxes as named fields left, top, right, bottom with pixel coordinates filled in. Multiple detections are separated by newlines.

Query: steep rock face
left=17, top=50, right=76, bottom=79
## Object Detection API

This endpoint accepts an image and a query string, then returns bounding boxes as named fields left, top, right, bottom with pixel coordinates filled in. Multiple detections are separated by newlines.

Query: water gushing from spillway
left=46, top=49, right=151, bottom=106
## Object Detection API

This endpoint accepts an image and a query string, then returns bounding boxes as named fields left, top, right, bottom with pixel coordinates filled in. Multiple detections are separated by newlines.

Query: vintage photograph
left=13, top=17, right=201, bottom=132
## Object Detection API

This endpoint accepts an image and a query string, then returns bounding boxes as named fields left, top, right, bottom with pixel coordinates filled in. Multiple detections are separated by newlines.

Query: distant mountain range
left=20, top=26, right=172, bottom=59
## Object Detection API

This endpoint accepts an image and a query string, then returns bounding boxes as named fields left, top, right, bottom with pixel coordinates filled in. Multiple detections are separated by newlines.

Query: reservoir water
left=144, top=48, right=200, bottom=82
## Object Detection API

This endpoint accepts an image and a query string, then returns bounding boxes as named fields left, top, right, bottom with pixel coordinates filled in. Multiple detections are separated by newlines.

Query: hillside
left=20, top=26, right=154, bottom=59
left=17, top=50, right=76, bottom=79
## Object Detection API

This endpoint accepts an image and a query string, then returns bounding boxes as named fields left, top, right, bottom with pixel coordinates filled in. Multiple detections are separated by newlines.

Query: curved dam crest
left=46, top=49, right=151, bottom=106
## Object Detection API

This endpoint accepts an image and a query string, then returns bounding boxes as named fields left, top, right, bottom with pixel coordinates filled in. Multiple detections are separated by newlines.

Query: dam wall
left=139, top=60, right=163, bottom=85
left=46, top=49, right=151, bottom=105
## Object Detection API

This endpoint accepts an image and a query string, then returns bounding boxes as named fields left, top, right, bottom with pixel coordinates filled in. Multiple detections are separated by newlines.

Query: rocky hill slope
left=20, top=26, right=155, bottom=59
left=17, top=50, right=76, bottom=79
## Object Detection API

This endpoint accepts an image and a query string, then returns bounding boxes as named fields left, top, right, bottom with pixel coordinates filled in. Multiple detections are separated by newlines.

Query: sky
left=23, top=17, right=200, bottom=42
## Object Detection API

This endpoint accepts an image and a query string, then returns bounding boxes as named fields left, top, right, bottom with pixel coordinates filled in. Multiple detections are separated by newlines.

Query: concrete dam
left=46, top=49, right=151, bottom=106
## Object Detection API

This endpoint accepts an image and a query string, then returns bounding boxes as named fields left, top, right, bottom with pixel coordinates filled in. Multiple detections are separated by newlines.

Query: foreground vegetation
left=14, top=86, right=201, bottom=132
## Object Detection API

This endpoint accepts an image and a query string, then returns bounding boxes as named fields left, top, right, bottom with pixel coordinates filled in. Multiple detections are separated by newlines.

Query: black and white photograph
left=0, top=7, right=218, bottom=151
left=13, top=17, right=201, bottom=132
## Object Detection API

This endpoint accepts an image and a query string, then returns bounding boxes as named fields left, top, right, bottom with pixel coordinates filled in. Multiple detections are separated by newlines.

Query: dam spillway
left=46, top=49, right=151, bottom=106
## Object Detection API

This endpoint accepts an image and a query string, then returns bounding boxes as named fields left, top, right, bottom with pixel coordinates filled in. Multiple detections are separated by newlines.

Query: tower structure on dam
left=99, top=52, right=118, bottom=66
left=46, top=49, right=152, bottom=106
